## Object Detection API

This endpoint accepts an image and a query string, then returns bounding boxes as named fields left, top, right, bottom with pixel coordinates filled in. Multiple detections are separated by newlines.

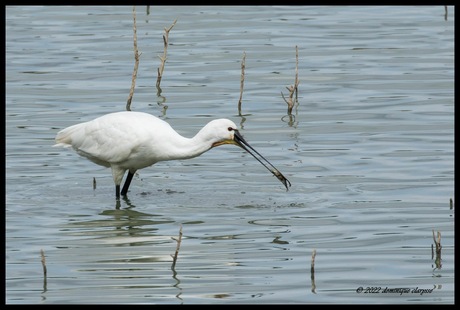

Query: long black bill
left=233, top=130, right=291, bottom=191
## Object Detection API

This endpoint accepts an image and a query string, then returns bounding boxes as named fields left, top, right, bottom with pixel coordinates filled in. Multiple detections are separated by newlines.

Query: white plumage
left=55, top=111, right=290, bottom=198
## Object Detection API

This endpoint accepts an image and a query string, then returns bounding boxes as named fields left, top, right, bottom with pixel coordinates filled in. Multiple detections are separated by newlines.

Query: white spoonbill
left=54, top=111, right=291, bottom=198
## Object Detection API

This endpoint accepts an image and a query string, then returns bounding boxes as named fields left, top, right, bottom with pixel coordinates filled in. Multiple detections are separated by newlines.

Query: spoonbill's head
left=209, top=119, right=291, bottom=191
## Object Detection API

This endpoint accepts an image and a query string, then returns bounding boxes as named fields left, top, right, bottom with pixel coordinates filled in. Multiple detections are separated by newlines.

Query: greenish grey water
left=6, top=6, right=454, bottom=304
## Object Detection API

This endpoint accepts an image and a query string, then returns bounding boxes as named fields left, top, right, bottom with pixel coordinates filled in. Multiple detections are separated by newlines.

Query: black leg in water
left=121, top=171, right=135, bottom=196
left=116, top=185, right=121, bottom=199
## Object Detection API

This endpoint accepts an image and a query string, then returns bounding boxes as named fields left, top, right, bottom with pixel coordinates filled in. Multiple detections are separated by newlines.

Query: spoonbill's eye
left=228, top=127, right=234, bottom=131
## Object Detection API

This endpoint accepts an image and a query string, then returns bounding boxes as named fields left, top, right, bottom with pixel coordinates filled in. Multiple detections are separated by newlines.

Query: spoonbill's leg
left=112, top=166, right=126, bottom=199
left=116, top=185, right=121, bottom=199
left=121, top=171, right=136, bottom=196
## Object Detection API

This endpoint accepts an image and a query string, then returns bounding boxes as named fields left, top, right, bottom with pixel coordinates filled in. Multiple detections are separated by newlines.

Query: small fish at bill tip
left=54, top=111, right=291, bottom=198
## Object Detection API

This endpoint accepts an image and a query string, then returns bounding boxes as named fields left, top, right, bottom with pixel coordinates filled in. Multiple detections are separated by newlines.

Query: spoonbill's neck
left=163, top=123, right=221, bottom=161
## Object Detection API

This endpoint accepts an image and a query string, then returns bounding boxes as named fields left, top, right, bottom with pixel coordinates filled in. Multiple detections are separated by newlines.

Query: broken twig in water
left=432, top=230, right=442, bottom=252
left=171, top=224, right=183, bottom=270
left=281, top=45, right=299, bottom=116
left=41, top=249, right=47, bottom=278
left=41, top=249, right=47, bottom=292
left=310, top=249, right=317, bottom=293
left=156, top=18, right=178, bottom=96
left=431, top=230, right=442, bottom=270
left=126, top=6, right=141, bottom=111
left=238, top=51, right=246, bottom=116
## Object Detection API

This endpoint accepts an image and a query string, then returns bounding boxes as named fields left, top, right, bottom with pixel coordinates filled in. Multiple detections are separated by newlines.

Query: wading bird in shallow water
left=54, top=111, right=291, bottom=199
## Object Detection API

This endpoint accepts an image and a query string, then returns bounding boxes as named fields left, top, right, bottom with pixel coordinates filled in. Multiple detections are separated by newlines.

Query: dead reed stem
left=311, top=249, right=317, bottom=293
left=171, top=224, right=183, bottom=270
left=156, top=18, right=178, bottom=96
left=41, top=249, right=47, bottom=292
left=238, top=51, right=246, bottom=116
left=281, top=45, right=299, bottom=116
left=432, top=230, right=442, bottom=253
left=40, top=249, right=47, bottom=278
left=294, top=45, right=299, bottom=101
left=126, top=6, right=141, bottom=111
left=432, top=230, right=442, bottom=269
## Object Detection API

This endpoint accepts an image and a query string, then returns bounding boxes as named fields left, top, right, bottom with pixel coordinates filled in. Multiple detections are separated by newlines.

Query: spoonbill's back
left=54, top=111, right=291, bottom=198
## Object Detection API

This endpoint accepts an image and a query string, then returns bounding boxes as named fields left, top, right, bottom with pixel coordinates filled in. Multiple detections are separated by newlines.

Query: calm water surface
left=6, top=6, right=454, bottom=304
